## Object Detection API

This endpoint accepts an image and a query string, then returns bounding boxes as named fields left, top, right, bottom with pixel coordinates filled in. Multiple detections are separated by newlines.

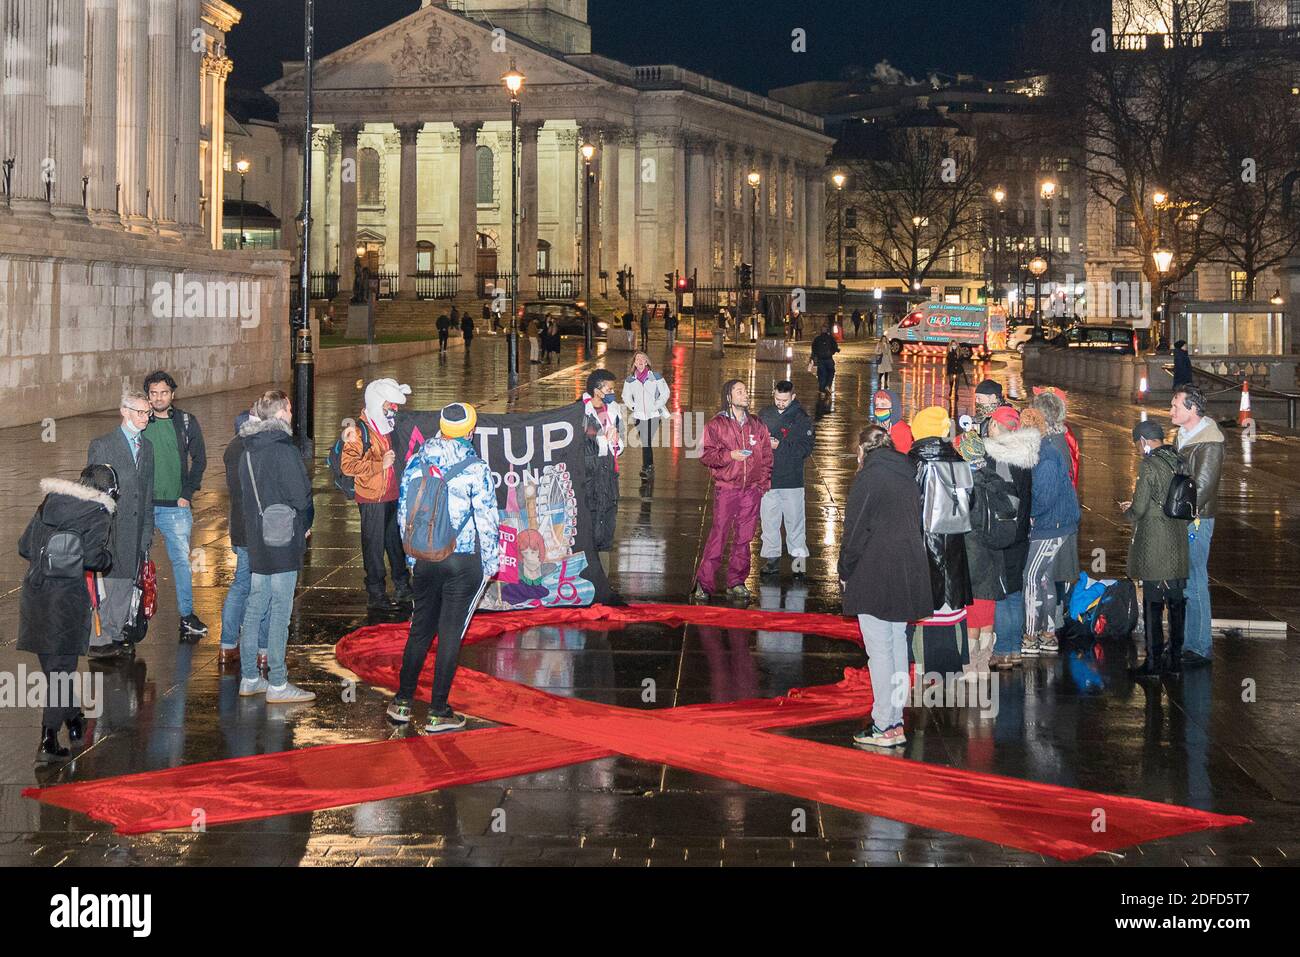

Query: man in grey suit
left=86, top=391, right=155, bottom=659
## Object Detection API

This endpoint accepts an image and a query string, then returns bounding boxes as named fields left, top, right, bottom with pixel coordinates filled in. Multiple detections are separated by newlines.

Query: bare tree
left=835, top=122, right=998, bottom=292
left=1192, top=72, right=1300, bottom=299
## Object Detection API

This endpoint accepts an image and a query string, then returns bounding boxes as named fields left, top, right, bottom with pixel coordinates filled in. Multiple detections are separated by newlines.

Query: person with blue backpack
left=387, top=402, right=500, bottom=733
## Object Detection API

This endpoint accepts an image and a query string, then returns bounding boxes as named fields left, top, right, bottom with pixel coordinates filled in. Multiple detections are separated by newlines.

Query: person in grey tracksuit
left=757, top=381, right=814, bottom=578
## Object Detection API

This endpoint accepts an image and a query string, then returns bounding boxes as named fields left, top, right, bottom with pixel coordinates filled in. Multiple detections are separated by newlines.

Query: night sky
left=229, top=0, right=1065, bottom=96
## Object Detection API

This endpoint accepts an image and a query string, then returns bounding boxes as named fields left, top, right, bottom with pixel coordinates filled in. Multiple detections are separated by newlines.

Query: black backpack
left=971, top=462, right=1021, bottom=551
left=327, top=420, right=370, bottom=499
left=1163, top=455, right=1197, bottom=521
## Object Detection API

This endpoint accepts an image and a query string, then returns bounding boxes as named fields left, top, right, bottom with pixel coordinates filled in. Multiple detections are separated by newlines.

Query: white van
left=882, top=303, right=990, bottom=358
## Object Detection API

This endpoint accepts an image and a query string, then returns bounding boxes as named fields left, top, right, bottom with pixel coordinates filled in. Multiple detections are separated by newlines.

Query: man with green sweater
left=144, top=371, right=208, bottom=641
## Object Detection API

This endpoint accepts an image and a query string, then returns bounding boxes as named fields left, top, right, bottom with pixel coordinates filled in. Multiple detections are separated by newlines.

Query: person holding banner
left=692, top=379, right=774, bottom=603
left=583, top=370, right=623, bottom=556
left=388, top=402, right=500, bottom=733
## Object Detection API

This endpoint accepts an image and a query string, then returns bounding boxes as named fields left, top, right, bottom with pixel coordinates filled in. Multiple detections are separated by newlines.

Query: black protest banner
left=394, top=404, right=614, bottom=609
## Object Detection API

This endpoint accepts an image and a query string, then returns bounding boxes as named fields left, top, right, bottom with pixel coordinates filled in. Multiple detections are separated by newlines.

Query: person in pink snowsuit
left=691, top=379, right=774, bottom=603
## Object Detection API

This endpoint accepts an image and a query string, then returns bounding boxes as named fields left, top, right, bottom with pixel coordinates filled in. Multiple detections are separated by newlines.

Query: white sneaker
left=265, top=682, right=316, bottom=704
left=239, top=677, right=269, bottom=697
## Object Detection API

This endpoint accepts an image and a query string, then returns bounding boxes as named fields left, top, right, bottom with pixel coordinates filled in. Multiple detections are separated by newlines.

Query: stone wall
left=0, top=220, right=290, bottom=427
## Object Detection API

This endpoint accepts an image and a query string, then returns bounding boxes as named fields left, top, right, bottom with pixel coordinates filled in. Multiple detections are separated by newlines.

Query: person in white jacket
left=621, top=352, right=672, bottom=479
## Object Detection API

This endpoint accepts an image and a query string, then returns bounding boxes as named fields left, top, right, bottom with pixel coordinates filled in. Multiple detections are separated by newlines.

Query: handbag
left=245, top=452, right=296, bottom=547
left=140, top=559, right=157, bottom=620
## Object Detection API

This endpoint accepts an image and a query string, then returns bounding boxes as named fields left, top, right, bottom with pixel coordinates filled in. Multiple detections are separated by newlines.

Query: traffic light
left=739, top=262, right=753, bottom=290
left=616, top=269, right=627, bottom=299
left=663, top=271, right=675, bottom=292
left=676, top=274, right=688, bottom=292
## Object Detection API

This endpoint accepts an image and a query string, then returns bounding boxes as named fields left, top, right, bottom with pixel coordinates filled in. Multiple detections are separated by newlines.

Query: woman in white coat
left=621, top=351, right=672, bottom=479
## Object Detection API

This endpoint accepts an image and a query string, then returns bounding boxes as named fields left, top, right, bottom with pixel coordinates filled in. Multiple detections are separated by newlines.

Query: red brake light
left=900, top=311, right=921, bottom=328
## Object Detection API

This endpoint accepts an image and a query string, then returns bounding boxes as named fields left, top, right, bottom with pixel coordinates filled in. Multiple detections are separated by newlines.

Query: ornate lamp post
left=747, top=170, right=761, bottom=319
left=1029, top=254, right=1048, bottom=339
left=235, top=159, right=250, bottom=249
left=293, top=0, right=316, bottom=456
left=1040, top=179, right=1056, bottom=324
left=581, top=141, right=596, bottom=353
left=1153, top=240, right=1173, bottom=353
left=502, top=63, right=525, bottom=387
left=832, top=171, right=847, bottom=316
left=991, top=186, right=1005, bottom=306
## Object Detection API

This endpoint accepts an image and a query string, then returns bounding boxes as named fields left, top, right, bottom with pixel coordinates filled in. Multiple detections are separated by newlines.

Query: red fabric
left=700, top=412, right=773, bottom=490
left=24, top=604, right=1249, bottom=859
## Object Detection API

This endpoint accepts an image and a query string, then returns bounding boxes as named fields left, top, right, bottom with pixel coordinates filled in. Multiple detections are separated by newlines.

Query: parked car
left=520, top=301, right=608, bottom=337
left=1050, top=323, right=1136, bottom=354
left=1007, top=322, right=1036, bottom=354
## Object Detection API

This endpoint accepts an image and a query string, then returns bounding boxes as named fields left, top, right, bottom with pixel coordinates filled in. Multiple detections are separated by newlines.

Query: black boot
left=761, top=558, right=780, bottom=577
left=1132, top=600, right=1165, bottom=680
left=65, top=711, right=86, bottom=744
left=1164, top=599, right=1186, bottom=678
left=37, top=728, right=69, bottom=764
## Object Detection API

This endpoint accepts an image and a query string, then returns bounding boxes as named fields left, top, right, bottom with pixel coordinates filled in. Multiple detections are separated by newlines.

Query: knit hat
left=440, top=402, right=477, bottom=439
left=975, top=380, right=1004, bottom=401
left=911, top=406, right=952, bottom=441
left=956, top=431, right=986, bottom=463
left=990, top=405, right=1021, bottom=431
left=1132, top=420, right=1165, bottom=443
left=1019, top=407, right=1048, bottom=434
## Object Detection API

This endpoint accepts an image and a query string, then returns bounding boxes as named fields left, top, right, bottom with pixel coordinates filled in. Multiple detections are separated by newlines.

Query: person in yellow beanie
left=910, top=406, right=952, bottom=442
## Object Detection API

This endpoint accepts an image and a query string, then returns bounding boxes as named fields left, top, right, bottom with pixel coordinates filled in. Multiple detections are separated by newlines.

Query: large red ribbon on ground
left=26, top=604, right=1249, bottom=859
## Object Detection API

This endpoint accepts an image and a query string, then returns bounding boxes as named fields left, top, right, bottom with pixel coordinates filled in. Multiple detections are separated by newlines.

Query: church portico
left=266, top=1, right=831, bottom=310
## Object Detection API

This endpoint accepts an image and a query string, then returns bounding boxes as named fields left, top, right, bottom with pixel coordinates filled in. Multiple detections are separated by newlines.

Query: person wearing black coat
left=980, top=411, right=1039, bottom=668
left=810, top=322, right=840, bottom=393
left=219, top=411, right=270, bottom=671
left=235, top=393, right=315, bottom=704
left=18, top=466, right=117, bottom=761
left=436, top=314, right=451, bottom=353
left=460, top=313, right=474, bottom=347
left=839, top=426, right=933, bottom=749
left=86, top=393, right=155, bottom=659
left=1172, top=340, right=1194, bottom=389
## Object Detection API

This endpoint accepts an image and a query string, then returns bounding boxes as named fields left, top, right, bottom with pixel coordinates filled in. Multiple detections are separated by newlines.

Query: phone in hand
left=739, top=449, right=753, bottom=457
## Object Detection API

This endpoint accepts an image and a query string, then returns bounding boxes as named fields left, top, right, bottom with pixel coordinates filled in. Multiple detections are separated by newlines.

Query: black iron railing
left=309, top=271, right=339, bottom=300
left=475, top=271, right=515, bottom=299
left=413, top=270, right=460, bottom=300
left=535, top=269, right=583, bottom=301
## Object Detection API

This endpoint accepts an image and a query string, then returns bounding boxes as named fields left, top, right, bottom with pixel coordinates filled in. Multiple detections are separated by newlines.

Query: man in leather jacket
left=1171, top=385, right=1224, bottom=665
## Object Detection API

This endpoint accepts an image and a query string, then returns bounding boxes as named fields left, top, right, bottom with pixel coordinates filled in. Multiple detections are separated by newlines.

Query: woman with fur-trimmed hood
left=19, top=465, right=118, bottom=761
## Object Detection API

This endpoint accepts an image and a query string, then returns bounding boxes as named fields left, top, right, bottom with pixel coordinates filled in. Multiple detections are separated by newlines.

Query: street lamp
left=1040, top=179, right=1056, bottom=325
left=502, top=62, right=525, bottom=387
left=1153, top=241, right=1173, bottom=350
left=235, top=159, right=251, bottom=249
left=293, top=0, right=316, bottom=456
left=747, top=170, right=761, bottom=319
left=1271, top=289, right=1284, bottom=306
left=832, top=171, right=847, bottom=316
left=991, top=186, right=1005, bottom=307
left=581, top=141, right=596, bottom=352
left=1028, top=254, right=1048, bottom=339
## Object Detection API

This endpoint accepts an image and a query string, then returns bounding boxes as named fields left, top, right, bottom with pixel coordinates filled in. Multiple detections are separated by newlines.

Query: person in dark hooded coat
left=18, top=465, right=118, bottom=761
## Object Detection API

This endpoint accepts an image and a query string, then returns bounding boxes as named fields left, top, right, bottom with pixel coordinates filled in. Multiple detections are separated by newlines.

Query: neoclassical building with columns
left=0, top=0, right=291, bottom=425
left=266, top=0, right=833, bottom=302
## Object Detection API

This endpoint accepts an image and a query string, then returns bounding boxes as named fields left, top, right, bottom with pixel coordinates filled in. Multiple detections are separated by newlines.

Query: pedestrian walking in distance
left=621, top=351, right=671, bottom=480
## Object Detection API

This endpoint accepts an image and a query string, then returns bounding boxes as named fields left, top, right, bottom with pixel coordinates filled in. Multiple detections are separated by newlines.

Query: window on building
left=845, top=206, right=858, bottom=229
left=1291, top=0, right=1300, bottom=27
left=476, top=146, right=494, bottom=205
left=1230, top=270, right=1249, bottom=300
left=223, top=141, right=232, bottom=172
left=1172, top=271, right=1198, bottom=298
left=1058, top=210, right=1070, bottom=229
left=1058, top=236, right=1070, bottom=254
left=416, top=241, right=435, bottom=272
left=537, top=239, right=552, bottom=274
left=1228, top=1, right=1255, bottom=30
left=1056, top=157, right=1070, bottom=172
left=844, top=245, right=858, bottom=272
left=359, top=147, right=381, bottom=206
left=1115, top=270, right=1142, bottom=286
left=1115, top=198, right=1137, bottom=247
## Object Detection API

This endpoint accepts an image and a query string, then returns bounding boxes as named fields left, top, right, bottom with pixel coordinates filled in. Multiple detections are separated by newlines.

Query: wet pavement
left=2, top=326, right=1298, bottom=867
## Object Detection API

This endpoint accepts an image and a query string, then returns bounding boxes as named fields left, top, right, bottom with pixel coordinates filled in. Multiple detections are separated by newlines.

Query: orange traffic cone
left=1238, top=378, right=1254, bottom=427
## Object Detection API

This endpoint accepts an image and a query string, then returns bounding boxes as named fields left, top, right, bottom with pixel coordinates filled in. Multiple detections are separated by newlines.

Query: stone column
left=671, top=132, right=687, bottom=275
left=721, top=145, right=734, bottom=283
left=685, top=135, right=713, bottom=283
left=309, top=129, right=330, bottom=272
left=147, top=0, right=178, bottom=236
left=805, top=168, right=826, bottom=287
left=792, top=163, right=806, bottom=285
left=337, top=123, right=362, bottom=291
left=116, top=0, right=149, bottom=232
left=175, top=0, right=203, bottom=241
left=4, top=0, right=52, bottom=218
left=455, top=121, right=482, bottom=297
left=48, top=0, right=88, bottom=221
left=396, top=122, right=422, bottom=299
left=85, top=0, right=119, bottom=227
left=600, top=129, right=620, bottom=282
left=739, top=149, right=755, bottom=278
left=756, top=154, right=770, bottom=285
left=520, top=120, right=542, bottom=299
left=278, top=125, right=303, bottom=262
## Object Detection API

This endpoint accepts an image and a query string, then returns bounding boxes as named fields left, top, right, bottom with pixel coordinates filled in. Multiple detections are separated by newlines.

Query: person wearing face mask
left=973, top=380, right=1009, bottom=426
left=1121, top=420, right=1190, bottom=679
left=85, top=391, right=155, bottom=660
left=871, top=389, right=913, bottom=455
left=342, top=378, right=414, bottom=611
